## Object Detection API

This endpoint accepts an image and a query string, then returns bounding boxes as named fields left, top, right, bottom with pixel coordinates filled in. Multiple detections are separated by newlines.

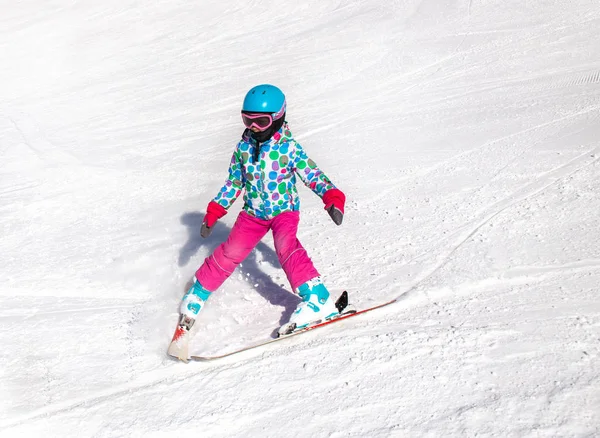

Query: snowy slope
left=1, top=0, right=600, bottom=436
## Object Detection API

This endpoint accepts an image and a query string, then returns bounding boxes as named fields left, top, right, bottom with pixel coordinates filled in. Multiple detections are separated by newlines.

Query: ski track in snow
left=399, top=150, right=600, bottom=307
left=1, top=0, right=600, bottom=436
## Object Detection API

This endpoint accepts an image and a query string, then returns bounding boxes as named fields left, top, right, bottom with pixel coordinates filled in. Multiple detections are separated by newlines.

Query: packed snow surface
left=1, top=1, right=600, bottom=436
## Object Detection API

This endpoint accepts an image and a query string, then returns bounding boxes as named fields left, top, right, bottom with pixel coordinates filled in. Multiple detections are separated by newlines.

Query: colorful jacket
left=213, top=123, right=336, bottom=220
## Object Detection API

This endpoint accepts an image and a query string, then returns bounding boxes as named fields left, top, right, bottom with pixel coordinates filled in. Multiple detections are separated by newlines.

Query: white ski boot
left=278, top=277, right=339, bottom=336
left=168, top=278, right=211, bottom=361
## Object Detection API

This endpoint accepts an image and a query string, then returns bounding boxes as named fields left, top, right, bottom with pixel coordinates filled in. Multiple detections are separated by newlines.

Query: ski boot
left=168, top=278, right=212, bottom=362
left=278, top=277, right=339, bottom=336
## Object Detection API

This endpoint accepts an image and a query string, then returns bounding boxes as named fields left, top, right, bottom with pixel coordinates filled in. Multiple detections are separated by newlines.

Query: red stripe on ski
left=189, top=295, right=397, bottom=362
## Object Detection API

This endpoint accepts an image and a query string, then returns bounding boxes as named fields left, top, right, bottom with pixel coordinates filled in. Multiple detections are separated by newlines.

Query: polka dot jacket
left=213, top=123, right=337, bottom=220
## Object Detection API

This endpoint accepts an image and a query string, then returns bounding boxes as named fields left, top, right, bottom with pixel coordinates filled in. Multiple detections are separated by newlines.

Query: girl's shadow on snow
left=178, top=212, right=300, bottom=332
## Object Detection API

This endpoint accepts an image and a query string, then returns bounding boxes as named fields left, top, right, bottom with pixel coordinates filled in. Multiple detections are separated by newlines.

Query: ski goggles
left=241, top=112, right=274, bottom=131
left=241, top=101, right=286, bottom=131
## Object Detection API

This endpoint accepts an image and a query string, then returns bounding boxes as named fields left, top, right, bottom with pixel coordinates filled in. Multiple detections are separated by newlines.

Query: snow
left=1, top=0, right=600, bottom=436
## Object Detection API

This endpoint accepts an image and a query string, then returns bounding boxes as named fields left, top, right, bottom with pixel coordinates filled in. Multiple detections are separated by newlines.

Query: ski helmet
left=242, top=84, right=286, bottom=120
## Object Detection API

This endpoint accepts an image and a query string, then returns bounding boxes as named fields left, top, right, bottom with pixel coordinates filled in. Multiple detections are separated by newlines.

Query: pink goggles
left=241, top=101, right=286, bottom=131
left=241, top=112, right=274, bottom=131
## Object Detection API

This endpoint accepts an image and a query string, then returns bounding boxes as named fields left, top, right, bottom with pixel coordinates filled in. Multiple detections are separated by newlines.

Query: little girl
left=168, top=84, right=346, bottom=360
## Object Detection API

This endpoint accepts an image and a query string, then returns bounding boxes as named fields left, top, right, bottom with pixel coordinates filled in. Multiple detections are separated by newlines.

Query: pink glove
left=201, top=201, right=227, bottom=238
left=322, top=189, right=345, bottom=225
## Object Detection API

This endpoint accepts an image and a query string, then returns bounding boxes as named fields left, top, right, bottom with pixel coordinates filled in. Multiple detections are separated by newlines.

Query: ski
left=188, top=293, right=398, bottom=362
left=167, top=314, right=195, bottom=362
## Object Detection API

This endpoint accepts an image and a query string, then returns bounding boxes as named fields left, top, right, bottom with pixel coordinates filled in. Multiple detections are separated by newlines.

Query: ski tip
left=169, top=354, right=189, bottom=364
left=168, top=326, right=191, bottom=363
left=167, top=345, right=190, bottom=363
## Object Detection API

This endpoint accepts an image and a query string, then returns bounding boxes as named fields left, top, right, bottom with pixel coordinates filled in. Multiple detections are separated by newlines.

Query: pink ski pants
left=195, top=211, right=319, bottom=292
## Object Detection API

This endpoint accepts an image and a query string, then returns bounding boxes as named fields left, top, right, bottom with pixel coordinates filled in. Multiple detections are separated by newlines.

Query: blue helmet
left=242, top=84, right=286, bottom=119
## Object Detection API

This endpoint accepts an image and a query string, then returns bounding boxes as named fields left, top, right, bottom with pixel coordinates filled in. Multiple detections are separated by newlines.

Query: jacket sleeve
left=213, top=149, right=244, bottom=209
left=291, top=140, right=336, bottom=197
